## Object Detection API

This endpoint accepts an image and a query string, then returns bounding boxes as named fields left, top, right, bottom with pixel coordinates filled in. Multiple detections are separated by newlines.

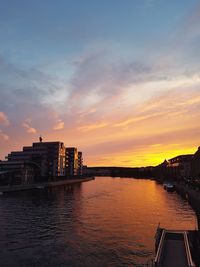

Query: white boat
left=163, top=182, right=175, bottom=192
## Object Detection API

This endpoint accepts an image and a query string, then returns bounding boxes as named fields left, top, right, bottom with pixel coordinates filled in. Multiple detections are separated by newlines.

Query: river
left=0, top=177, right=197, bottom=267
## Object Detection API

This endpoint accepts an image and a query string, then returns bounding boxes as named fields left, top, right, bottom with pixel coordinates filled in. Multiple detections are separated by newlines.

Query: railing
left=154, top=229, right=166, bottom=266
left=184, top=232, right=195, bottom=267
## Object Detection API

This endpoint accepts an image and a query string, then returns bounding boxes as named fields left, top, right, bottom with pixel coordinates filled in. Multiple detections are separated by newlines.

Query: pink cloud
left=53, top=120, right=64, bottom=130
left=78, top=122, right=108, bottom=132
left=22, top=122, right=37, bottom=134
left=0, top=111, right=10, bottom=126
left=0, top=130, right=9, bottom=141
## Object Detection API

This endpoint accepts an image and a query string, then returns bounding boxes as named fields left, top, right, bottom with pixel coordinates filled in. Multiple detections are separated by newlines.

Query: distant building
left=154, top=155, right=193, bottom=180
left=167, top=155, right=193, bottom=179
left=154, top=159, right=169, bottom=179
left=191, top=147, right=200, bottom=179
left=65, top=147, right=78, bottom=177
left=82, top=167, right=112, bottom=176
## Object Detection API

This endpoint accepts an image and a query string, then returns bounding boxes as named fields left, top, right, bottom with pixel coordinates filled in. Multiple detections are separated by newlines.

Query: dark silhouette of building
left=0, top=139, right=84, bottom=185
left=2, top=141, right=66, bottom=179
left=191, top=147, right=200, bottom=179
left=0, top=161, right=37, bottom=185
left=154, top=154, right=194, bottom=180
left=168, top=155, right=193, bottom=179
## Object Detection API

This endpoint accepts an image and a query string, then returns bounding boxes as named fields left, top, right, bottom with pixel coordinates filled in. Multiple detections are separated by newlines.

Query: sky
left=0, top=0, right=200, bottom=167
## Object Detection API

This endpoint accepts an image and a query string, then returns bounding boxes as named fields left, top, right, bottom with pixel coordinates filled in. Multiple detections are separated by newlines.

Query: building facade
left=0, top=161, right=36, bottom=185
left=65, top=147, right=78, bottom=177
left=0, top=140, right=84, bottom=184
left=4, top=141, right=66, bottom=178
left=78, top=151, right=83, bottom=176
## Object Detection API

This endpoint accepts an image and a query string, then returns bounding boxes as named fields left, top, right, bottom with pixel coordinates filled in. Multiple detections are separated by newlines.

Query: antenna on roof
left=39, top=136, right=43, bottom=143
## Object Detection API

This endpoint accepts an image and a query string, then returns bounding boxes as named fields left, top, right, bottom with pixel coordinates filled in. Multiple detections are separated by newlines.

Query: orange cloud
left=0, top=111, right=10, bottom=126
left=22, top=122, right=37, bottom=134
left=53, top=120, right=65, bottom=130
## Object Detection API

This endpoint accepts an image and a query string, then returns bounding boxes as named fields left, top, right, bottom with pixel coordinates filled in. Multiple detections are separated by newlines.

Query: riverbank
left=0, top=177, right=94, bottom=194
left=175, top=182, right=200, bottom=213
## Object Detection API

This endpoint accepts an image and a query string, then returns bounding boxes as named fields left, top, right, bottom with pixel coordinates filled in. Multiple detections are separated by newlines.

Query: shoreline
left=174, top=181, right=200, bottom=215
left=0, top=177, right=95, bottom=194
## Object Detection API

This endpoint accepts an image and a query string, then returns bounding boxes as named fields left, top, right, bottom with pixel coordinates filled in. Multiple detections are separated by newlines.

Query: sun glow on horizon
left=85, top=145, right=198, bottom=167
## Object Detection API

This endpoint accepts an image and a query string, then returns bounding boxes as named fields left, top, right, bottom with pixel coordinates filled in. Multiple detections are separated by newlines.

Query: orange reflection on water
left=78, top=177, right=197, bottom=262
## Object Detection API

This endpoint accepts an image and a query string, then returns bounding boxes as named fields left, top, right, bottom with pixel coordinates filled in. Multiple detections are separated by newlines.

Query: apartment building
left=65, top=147, right=78, bottom=177
left=4, top=141, right=66, bottom=178
left=0, top=140, right=84, bottom=185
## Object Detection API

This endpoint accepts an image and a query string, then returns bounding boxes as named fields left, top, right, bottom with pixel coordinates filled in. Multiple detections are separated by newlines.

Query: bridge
left=155, top=229, right=195, bottom=267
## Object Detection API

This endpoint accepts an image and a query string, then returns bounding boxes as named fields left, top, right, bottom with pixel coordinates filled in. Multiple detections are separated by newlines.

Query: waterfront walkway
left=155, top=230, right=195, bottom=267
left=161, top=239, right=188, bottom=267
left=0, top=177, right=94, bottom=193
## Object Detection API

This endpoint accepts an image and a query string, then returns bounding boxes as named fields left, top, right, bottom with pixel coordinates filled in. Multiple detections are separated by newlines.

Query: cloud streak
left=0, top=111, right=10, bottom=126
left=22, top=122, right=37, bottom=134
left=78, top=122, right=108, bottom=132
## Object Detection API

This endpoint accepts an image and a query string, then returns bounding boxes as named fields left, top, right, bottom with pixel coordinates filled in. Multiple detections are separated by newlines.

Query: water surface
left=0, top=177, right=197, bottom=267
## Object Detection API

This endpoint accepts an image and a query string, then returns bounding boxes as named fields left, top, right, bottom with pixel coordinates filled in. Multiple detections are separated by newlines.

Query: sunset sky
left=0, top=0, right=200, bottom=167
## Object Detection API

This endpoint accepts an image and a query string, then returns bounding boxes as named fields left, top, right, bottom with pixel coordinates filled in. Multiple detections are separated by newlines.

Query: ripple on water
left=0, top=177, right=197, bottom=267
